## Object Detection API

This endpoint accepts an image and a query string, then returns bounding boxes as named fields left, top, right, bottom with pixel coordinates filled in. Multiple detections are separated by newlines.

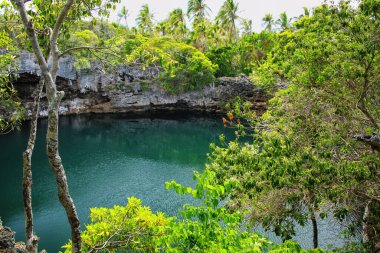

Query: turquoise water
left=0, top=114, right=231, bottom=252
left=0, top=114, right=348, bottom=252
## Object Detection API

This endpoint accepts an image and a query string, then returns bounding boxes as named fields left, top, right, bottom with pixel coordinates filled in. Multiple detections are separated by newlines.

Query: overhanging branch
left=59, top=46, right=107, bottom=58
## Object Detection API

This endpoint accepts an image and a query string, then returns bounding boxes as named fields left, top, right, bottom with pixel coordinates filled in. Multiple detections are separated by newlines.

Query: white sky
left=111, top=0, right=324, bottom=32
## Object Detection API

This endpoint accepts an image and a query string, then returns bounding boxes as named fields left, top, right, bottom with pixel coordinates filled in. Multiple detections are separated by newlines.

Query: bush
left=127, top=37, right=217, bottom=93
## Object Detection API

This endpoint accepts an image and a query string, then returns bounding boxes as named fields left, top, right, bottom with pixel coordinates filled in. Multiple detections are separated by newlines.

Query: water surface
left=0, top=114, right=230, bottom=252
left=0, top=114, right=348, bottom=252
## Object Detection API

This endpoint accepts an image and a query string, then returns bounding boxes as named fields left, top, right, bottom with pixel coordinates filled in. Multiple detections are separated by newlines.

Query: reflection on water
left=0, top=114, right=349, bottom=252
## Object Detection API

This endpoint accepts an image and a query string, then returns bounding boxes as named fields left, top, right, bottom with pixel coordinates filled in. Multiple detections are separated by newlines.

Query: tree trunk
left=13, top=1, right=82, bottom=251
left=362, top=200, right=371, bottom=243
left=22, top=78, right=44, bottom=253
left=311, top=211, right=318, bottom=249
left=46, top=90, right=82, bottom=253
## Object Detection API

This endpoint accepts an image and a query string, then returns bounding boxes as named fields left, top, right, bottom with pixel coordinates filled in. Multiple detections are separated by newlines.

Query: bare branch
left=23, top=78, right=44, bottom=253
left=12, top=0, right=49, bottom=76
left=59, top=46, right=107, bottom=58
left=50, top=0, right=75, bottom=81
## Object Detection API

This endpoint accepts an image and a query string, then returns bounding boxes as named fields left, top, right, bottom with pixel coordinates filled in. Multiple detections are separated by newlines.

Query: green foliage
left=62, top=171, right=325, bottom=252
left=216, top=0, right=239, bottom=42
left=162, top=171, right=328, bottom=252
left=127, top=37, right=217, bottom=93
left=206, top=32, right=275, bottom=77
left=162, top=171, right=271, bottom=253
left=61, top=197, right=168, bottom=253
left=0, top=31, right=23, bottom=133
left=208, top=0, right=379, bottom=249
left=136, top=4, right=154, bottom=35
left=270, top=241, right=327, bottom=253
left=73, top=58, right=91, bottom=70
left=70, top=30, right=99, bottom=47
left=206, top=45, right=239, bottom=77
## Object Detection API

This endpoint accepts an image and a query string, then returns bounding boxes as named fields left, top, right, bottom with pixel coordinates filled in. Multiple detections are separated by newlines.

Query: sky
left=111, top=0, right=324, bottom=32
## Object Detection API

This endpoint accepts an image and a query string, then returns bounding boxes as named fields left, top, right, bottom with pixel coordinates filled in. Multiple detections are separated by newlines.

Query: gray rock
left=354, top=133, right=380, bottom=151
left=0, top=227, right=15, bottom=249
left=54, top=55, right=77, bottom=80
left=17, top=51, right=41, bottom=76
left=12, top=52, right=268, bottom=118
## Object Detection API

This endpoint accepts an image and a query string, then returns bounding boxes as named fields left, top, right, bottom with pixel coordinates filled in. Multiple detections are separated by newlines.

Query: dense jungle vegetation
left=0, top=0, right=379, bottom=252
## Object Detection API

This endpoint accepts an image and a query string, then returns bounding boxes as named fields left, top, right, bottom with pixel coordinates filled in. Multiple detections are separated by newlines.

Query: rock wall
left=14, top=52, right=268, bottom=118
left=0, top=225, right=27, bottom=253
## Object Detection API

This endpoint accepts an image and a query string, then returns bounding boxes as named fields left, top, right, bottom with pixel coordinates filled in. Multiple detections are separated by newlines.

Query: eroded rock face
left=13, top=51, right=267, bottom=118
left=0, top=226, right=15, bottom=249
left=0, top=226, right=27, bottom=253
left=104, top=75, right=267, bottom=114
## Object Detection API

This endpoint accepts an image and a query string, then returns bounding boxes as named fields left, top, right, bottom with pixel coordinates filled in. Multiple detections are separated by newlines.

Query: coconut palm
left=136, top=4, right=154, bottom=35
left=276, top=12, right=292, bottom=31
left=155, top=20, right=169, bottom=36
left=208, top=20, right=224, bottom=46
left=187, top=0, right=210, bottom=49
left=302, top=7, right=310, bottom=17
left=168, top=8, right=188, bottom=38
left=117, top=6, right=129, bottom=28
left=192, top=20, right=209, bottom=50
left=262, top=13, right=274, bottom=32
left=169, top=8, right=186, bottom=27
left=187, top=0, right=210, bottom=25
left=241, top=18, right=253, bottom=36
left=217, top=0, right=240, bottom=42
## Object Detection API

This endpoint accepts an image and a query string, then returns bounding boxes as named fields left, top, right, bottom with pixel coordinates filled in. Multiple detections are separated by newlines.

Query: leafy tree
left=206, top=45, right=239, bottom=77
left=208, top=1, right=379, bottom=250
left=162, top=171, right=272, bottom=253
left=11, top=0, right=120, bottom=252
left=127, top=37, right=217, bottom=93
left=0, top=0, right=27, bottom=49
left=163, top=171, right=329, bottom=252
left=61, top=197, right=168, bottom=253
left=61, top=171, right=326, bottom=252
left=0, top=31, right=23, bottom=134
left=206, top=31, right=275, bottom=77
left=136, top=4, right=154, bottom=35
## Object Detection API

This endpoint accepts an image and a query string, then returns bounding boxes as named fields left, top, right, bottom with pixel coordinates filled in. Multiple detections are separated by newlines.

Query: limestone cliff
left=14, top=51, right=267, bottom=117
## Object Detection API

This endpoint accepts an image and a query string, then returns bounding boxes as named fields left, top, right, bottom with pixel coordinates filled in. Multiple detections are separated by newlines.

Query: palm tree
left=169, top=8, right=186, bottom=27
left=217, top=0, right=239, bottom=42
left=262, top=13, right=274, bottom=32
left=192, top=20, right=208, bottom=50
left=187, top=0, right=210, bottom=49
left=302, top=7, right=310, bottom=17
left=136, top=4, right=154, bottom=35
left=297, top=7, right=310, bottom=20
left=276, top=12, right=292, bottom=31
left=187, top=0, right=210, bottom=25
left=155, top=20, right=169, bottom=36
left=209, top=20, right=223, bottom=46
left=241, top=18, right=253, bottom=36
left=168, top=8, right=187, bottom=38
left=117, top=6, right=129, bottom=28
